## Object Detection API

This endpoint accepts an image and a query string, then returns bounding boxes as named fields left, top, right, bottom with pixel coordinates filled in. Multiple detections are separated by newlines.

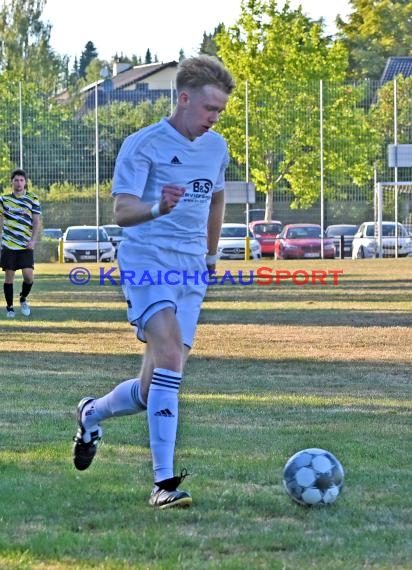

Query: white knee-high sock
left=147, top=368, right=182, bottom=484
left=83, top=378, right=146, bottom=430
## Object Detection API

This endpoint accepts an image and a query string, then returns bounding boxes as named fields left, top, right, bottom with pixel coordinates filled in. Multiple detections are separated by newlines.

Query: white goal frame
left=374, top=181, right=412, bottom=258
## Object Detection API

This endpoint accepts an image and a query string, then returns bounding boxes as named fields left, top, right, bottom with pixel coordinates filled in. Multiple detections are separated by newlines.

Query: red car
left=249, top=219, right=283, bottom=255
left=274, top=223, right=336, bottom=259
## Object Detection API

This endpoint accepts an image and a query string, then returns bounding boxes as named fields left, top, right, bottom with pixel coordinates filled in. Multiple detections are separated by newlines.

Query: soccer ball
left=283, top=448, right=344, bottom=506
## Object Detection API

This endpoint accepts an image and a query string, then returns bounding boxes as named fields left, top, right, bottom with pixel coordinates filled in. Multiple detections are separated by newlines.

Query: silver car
left=352, top=222, right=412, bottom=258
left=102, top=224, right=124, bottom=258
left=62, top=225, right=115, bottom=263
left=218, top=223, right=262, bottom=260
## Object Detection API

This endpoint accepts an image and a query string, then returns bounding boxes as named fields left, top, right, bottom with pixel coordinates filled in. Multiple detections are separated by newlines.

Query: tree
left=199, top=24, right=225, bottom=56
left=0, top=0, right=65, bottom=92
left=336, top=0, right=412, bottom=81
left=112, top=52, right=141, bottom=66
left=215, top=0, right=382, bottom=211
left=81, top=97, right=171, bottom=181
left=145, top=49, right=152, bottom=64
left=370, top=75, right=412, bottom=181
left=78, top=41, right=98, bottom=78
left=84, top=58, right=110, bottom=84
left=0, top=72, right=95, bottom=188
left=368, top=76, right=412, bottom=220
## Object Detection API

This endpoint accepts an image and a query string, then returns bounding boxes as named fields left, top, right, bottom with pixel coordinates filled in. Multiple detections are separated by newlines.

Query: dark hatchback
left=325, top=224, right=358, bottom=258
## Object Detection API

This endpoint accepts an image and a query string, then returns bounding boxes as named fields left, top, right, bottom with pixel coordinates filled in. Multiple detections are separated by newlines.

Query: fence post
left=58, top=237, right=64, bottom=263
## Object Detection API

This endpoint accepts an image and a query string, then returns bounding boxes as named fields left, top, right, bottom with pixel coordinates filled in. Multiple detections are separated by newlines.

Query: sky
left=42, top=0, right=352, bottom=65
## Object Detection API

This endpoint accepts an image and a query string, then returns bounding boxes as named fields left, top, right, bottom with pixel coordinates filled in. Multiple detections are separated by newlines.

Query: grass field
left=0, top=259, right=411, bottom=569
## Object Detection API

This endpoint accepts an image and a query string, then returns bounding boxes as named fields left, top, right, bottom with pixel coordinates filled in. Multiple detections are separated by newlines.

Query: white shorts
left=117, top=241, right=208, bottom=348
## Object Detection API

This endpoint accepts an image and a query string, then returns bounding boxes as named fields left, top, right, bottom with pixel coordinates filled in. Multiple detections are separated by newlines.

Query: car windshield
left=287, top=227, right=321, bottom=239
left=247, top=209, right=266, bottom=222
left=221, top=226, right=251, bottom=238
left=365, top=224, right=408, bottom=237
left=326, top=226, right=357, bottom=236
left=66, top=228, right=108, bottom=241
left=104, top=226, right=123, bottom=237
left=43, top=229, right=62, bottom=238
left=253, top=223, right=282, bottom=234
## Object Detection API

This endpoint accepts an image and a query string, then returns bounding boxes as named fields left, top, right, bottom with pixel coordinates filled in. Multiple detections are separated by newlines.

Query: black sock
left=20, top=281, right=33, bottom=302
left=4, top=283, right=13, bottom=308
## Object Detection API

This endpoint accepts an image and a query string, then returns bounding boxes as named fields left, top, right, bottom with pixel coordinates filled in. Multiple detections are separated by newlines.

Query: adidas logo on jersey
left=154, top=408, right=175, bottom=417
left=171, top=156, right=182, bottom=165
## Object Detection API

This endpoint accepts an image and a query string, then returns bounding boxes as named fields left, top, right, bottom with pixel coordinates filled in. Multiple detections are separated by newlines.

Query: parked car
left=62, top=225, right=115, bottom=263
left=102, top=224, right=124, bottom=258
left=218, top=223, right=262, bottom=260
left=249, top=219, right=283, bottom=256
left=325, top=224, right=358, bottom=258
left=351, top=221, right=412, bottom=259
left=42, top=228, right=63, bottom=240
left=274, top=223, right=335, bottom=260
left=405, top=223, right=412, bottom=237
left=245, top=208, right=266, bottom=222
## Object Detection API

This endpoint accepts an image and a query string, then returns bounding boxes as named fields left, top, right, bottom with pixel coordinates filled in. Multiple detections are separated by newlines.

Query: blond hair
left=176, top=55, right=235, bottom=95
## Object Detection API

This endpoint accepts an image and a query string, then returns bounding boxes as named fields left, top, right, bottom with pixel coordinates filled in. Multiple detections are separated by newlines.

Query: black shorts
left=0, top=247, right=34, bottom=271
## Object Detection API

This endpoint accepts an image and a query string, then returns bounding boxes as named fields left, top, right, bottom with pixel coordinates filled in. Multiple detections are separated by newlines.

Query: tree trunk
left=265, top=189, right=274, bottom=221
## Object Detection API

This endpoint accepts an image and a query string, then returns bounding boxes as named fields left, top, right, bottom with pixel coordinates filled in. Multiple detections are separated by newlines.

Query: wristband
left=206, top=253, right=219, bottom=265
left=150, top=202, right=161, bottom=218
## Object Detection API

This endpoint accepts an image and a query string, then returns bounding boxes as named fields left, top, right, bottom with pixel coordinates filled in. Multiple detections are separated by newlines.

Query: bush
left=36, top=238, right=59, bottom=263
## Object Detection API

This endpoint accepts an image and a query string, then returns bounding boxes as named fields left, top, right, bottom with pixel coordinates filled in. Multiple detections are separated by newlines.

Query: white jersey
left=112, top=117, right=228, bottom=255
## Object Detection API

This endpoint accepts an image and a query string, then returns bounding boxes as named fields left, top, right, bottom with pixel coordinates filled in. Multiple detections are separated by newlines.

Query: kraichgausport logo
left=68, top=267, right=343, bottom=287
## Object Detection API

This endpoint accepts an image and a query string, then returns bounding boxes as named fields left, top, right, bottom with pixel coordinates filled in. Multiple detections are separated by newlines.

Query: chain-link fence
left=1, top=77, right=412, bottom=232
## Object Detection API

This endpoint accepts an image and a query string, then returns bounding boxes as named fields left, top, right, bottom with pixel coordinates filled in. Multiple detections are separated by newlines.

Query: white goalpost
left=374, top=181, right=412, bottom=258
left=372, top=140, right=412, bottom=258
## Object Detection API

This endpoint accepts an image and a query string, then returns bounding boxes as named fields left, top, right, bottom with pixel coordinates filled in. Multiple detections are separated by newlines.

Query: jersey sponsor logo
left=5, top=207, right=27, bottom=215
left=182, top=178, right=214, bottom=204
left=170, top=155, right=182, bottom=164
left=188, top=179, right=213, bottom=194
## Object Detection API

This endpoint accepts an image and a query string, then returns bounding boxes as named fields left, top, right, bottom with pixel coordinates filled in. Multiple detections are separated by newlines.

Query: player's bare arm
left=28, top=213, right=41, bottom=249
left=206, top=189, right=225, bottom=269
left=114, top=186, right=185, bottom=227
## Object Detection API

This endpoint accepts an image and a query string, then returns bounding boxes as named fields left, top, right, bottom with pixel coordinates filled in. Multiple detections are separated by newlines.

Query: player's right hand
left=160, top=185, right=185, bottom=214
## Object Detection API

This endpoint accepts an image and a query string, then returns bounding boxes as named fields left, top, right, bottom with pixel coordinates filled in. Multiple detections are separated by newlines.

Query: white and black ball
left=283, top=448, right=344, bottom=506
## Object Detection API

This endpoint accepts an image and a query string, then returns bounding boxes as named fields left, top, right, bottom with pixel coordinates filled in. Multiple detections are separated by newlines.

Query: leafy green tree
left=81, top=97, right=171, bottom=181
left=84, top=58, right=110, bottom=84
left=216, top=0, right=382, bottom=211
left=0, top=0, right=65, bottom=92
left=0, top=71, right=99, bottom=188
left=372, top=76, right=412, bottom=143
left=0, top=139, right=14, bottom=191
left=370, top=75, right=412, bottom=181
left=368, top=76, right=412, bottom=220
left=336, top=0, right=412, bottom=81
left=199, top=24, right=225, bottom=56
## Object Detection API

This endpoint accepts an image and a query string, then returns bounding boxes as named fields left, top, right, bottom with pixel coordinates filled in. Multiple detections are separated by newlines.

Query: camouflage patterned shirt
left=0, top=192, right=41, bottom=250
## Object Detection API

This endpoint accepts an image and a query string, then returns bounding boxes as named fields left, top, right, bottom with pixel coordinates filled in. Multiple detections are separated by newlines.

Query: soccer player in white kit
left=72, top=55, right=235, bottom=509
